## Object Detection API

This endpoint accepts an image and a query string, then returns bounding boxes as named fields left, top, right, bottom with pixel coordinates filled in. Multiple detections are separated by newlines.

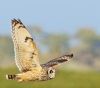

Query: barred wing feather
left=42, top=54, right=73, bottom=67
left=12, top=19, right=41, bottom=72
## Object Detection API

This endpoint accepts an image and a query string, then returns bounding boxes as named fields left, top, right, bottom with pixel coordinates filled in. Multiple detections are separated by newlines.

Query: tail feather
left=6, top=74, right=16, bottom=80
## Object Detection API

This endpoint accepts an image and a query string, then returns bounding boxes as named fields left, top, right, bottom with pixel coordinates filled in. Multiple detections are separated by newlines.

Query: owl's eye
left=49, top=70, right=53, bottom=74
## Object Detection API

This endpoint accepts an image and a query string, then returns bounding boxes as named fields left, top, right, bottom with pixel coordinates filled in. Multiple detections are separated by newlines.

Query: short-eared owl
left=6, top=19, right=73, bottom=82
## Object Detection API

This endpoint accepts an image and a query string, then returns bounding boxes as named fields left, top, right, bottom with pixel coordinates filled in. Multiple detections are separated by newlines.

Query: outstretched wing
left=12, top=19, right=41, bottom=72
left=42, top=54, right=73, bottom=67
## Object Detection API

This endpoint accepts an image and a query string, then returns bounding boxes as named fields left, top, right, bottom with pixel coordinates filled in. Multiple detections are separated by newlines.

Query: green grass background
left=0, top=68, right=100, bottom=88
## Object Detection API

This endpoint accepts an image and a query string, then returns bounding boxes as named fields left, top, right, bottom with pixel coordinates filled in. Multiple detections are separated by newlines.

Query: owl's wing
left=42, top=54, right=73, bottom=67
left=12, top=19, right=41, bottom=72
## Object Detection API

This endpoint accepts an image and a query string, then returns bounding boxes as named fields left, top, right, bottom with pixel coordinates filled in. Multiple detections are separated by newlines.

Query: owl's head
left=47, top=67, right=55, bottom=79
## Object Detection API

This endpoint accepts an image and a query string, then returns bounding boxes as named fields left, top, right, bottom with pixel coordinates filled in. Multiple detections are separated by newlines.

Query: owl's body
left=8, top=68, right=48, bottom=81
left=7, top=67, right=55, bottom=82
left=6, top=19, right=73, bottom=82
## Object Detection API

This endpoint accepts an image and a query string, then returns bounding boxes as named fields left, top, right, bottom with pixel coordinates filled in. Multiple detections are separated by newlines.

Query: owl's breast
left=38, top=69, right=48, bottom=81
left=28, top=68, right=47, bottom=81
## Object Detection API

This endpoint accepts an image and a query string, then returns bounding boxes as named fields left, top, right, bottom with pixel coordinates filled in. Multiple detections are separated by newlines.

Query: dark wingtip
left=11, top=18, right=21, bottom=23
left=11, top=18, right=25, bottom=28
left=12, top=18, right=17, bottom=22
left=11, top=18, right=18, bottom=24
left=17, top=19, right=23, bottom=24
left=64, top=53, right=73, bottom=59
left=70, top=53, right=73, bottom=58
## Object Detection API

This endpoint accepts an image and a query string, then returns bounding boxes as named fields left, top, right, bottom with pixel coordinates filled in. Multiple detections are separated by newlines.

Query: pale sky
left=0, top=0, right=100, bottom=35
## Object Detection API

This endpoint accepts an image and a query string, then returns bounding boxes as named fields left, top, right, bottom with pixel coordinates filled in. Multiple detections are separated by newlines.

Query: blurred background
left=0, top=0, right=100, bottom=88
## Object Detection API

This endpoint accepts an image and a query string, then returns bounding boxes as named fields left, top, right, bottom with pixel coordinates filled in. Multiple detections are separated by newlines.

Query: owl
left=6, top=19, right=73, bottom=82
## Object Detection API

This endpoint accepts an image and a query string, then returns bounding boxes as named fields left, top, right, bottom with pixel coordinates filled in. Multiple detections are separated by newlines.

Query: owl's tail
left=6, top=74, right=17, bottom=80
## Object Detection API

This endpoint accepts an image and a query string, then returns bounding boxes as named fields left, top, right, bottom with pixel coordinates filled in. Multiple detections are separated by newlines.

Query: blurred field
left=0, top=68, right=100, bottom=88
left=0, top=28, right=100, bottom=88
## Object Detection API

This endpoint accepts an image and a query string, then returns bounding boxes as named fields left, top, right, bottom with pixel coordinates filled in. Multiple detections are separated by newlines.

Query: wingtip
left=17, top=19, right=23, bottom=24
left=12, top=18, right=24, bottom=25
left=12, top=18, right=17, bottom=22
left=70, top=53, right=74, bottom=58
left=64, top=53, right=74, bottom=59
left=11, top=18, right=18, bottom=24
